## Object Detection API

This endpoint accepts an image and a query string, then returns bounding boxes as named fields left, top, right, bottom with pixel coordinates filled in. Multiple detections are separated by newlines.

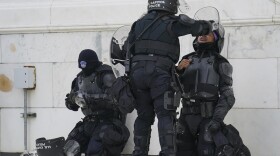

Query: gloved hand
left=207, top=120, right=221, bottom=134
left=199, top=20, right=213, bottom=36
left=65, top=93, right=79, bottom=111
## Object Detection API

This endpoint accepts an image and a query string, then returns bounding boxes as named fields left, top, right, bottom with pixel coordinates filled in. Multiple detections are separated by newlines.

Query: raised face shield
left=194, top=6, right=220, bottom=32
left=193, top=6, right=225, bottom=53
left=110, top=26, right=130, bottom=77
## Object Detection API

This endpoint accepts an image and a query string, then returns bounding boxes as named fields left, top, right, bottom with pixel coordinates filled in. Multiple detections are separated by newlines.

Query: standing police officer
left=64, top=49, right=129, bottom=156
left=176, top=24, right=237, bottom=156
left=125, top=0, right=213, bottom=155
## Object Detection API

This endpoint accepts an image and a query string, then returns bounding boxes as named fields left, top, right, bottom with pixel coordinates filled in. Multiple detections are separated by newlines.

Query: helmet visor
left=194, top=6, right=220, bottom=31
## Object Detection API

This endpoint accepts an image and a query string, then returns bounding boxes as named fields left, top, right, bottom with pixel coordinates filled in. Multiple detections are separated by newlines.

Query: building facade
left=0, top=0, right=280, bottom=155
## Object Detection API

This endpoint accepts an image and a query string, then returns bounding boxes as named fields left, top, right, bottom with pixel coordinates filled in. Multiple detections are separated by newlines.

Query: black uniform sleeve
left=171, top=14, right=212, bottom=37
left=126, top=22, right=137, bottom=55
left=212, top=60, right=235, bottom=123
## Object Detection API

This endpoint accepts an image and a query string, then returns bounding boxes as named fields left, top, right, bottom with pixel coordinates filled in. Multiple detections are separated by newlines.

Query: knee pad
left=87, top=139, right=103, bottom=155
left=63, top=140, right=80, bottom=156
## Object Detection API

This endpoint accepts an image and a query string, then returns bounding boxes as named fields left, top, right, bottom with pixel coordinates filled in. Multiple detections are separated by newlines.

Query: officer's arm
left=212, top=62, right=235, bottom=123
left=126, top=22, right=137, bottom=55
left=172, top=14, right=212, bottom=37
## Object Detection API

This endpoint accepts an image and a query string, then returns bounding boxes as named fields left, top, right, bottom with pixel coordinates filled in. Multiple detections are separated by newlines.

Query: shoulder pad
left=96, top=64, right=113, bottom=73
left=219, top=62, right=233, bottom=78
left=215, top=54, right=229, bottom=63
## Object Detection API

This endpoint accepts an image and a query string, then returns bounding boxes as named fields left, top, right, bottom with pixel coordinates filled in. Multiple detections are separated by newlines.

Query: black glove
left=65, top=93, right=79, bottom=111
left=207, top=120, right=221, bottom=134
left=199, top=20, right=212, bottom=36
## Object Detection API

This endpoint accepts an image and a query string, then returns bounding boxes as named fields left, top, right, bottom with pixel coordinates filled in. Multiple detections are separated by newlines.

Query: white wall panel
left=230, top=58, right=278, bottom=108
left=50, top=1, right=146, bottom=27
left=0, top=35, right=2, bottom=63
left=52, top=62, right=80, bottom=108
left=0, top=63, right=53, bottom=108
left=0, top=2, right=51, bottom=28
left=1, top=32, right=103, bottom=63
left=0, top=64, right=25, bottom=107
left=226, top=25, right=280, bottom=59
left=185, top=0, right=275, bottom=20
left=0, top=0, right=279, bottom=155
left=28, top=63, right=53, bottom=108
left=0, top=108, right=24, bottom=152
left=278, top=58, right=280, bottom=109
left=276, top=1, right=280, bottom=15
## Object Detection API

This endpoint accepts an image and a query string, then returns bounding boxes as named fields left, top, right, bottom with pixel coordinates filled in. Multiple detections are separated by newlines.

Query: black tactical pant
left=66, top=117, right=128, bottom=156
left=176, top=114, right=228, bottom=156
left=130, top=61, right=176, bottom=156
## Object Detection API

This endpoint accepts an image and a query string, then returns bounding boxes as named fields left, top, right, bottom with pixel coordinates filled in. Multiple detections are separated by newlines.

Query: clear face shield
left=194, top=6, right=221, bottom=32
left=110, top=26, right=130, bottom=77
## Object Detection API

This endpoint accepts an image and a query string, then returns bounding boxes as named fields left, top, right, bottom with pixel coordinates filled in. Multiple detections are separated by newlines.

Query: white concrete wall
left=0, top=0, right=280, bottom=155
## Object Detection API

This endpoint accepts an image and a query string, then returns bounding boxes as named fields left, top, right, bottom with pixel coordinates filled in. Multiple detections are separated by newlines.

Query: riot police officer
left=176, top=24, right=237, bottom=156
left=125, top=0, right=213, bottom=155
left=64, top=49, right=129, bottom=156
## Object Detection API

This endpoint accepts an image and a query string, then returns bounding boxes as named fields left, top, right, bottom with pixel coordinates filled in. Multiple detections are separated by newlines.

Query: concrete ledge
left=0, top=153, right=21, bottom=156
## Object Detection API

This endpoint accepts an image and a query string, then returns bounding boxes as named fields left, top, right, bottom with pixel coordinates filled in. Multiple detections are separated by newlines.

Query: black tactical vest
left=133, top=12, right=180, bottom=63
left=180, top=54, right=220, bottom=101
left=76, top=65, right=115, bottom=116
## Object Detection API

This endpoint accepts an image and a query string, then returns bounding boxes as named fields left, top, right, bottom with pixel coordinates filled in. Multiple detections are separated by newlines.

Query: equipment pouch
left=164, top=90, right=180, bottom=110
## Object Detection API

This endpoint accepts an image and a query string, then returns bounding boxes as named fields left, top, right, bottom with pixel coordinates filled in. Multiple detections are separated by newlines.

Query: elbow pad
left=222, top=88, right=235, bottom=108
left=219, top=62, right=233, bottom=85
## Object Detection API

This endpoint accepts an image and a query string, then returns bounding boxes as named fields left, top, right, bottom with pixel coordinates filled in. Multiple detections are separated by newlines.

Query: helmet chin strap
left=197, top=42, right=216, bottom=51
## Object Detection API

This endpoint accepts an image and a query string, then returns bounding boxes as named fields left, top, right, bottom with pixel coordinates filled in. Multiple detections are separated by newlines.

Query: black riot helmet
left=78, top=49, right=102, bottom=75
left=193, top=23, right=225, bottom=53
left=147, top=0, right=179, bottom=14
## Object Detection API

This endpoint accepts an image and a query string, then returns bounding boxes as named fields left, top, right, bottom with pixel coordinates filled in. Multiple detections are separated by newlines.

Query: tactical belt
left=135, top=40, right=179, bottom=54
left=131, top=54, right=174, bottom=72
left=181, top=99, right=216, bottom=118
left=83, top=110, right=120, bottom=122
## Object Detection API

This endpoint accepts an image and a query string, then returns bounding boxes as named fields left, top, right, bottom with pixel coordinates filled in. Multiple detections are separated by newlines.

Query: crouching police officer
left=64, top=49, right=129, bottom=156
left=125, top=0, right=213, bottom=155
left=176, top=24, right=250, bottom=156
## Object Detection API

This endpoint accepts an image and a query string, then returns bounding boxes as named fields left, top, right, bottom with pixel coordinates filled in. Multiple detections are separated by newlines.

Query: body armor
left=76, top=66, right=115, bottom=116
left=133, top=12, right=180, bottom=63
left=180, top=54, right=220, bottom=101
